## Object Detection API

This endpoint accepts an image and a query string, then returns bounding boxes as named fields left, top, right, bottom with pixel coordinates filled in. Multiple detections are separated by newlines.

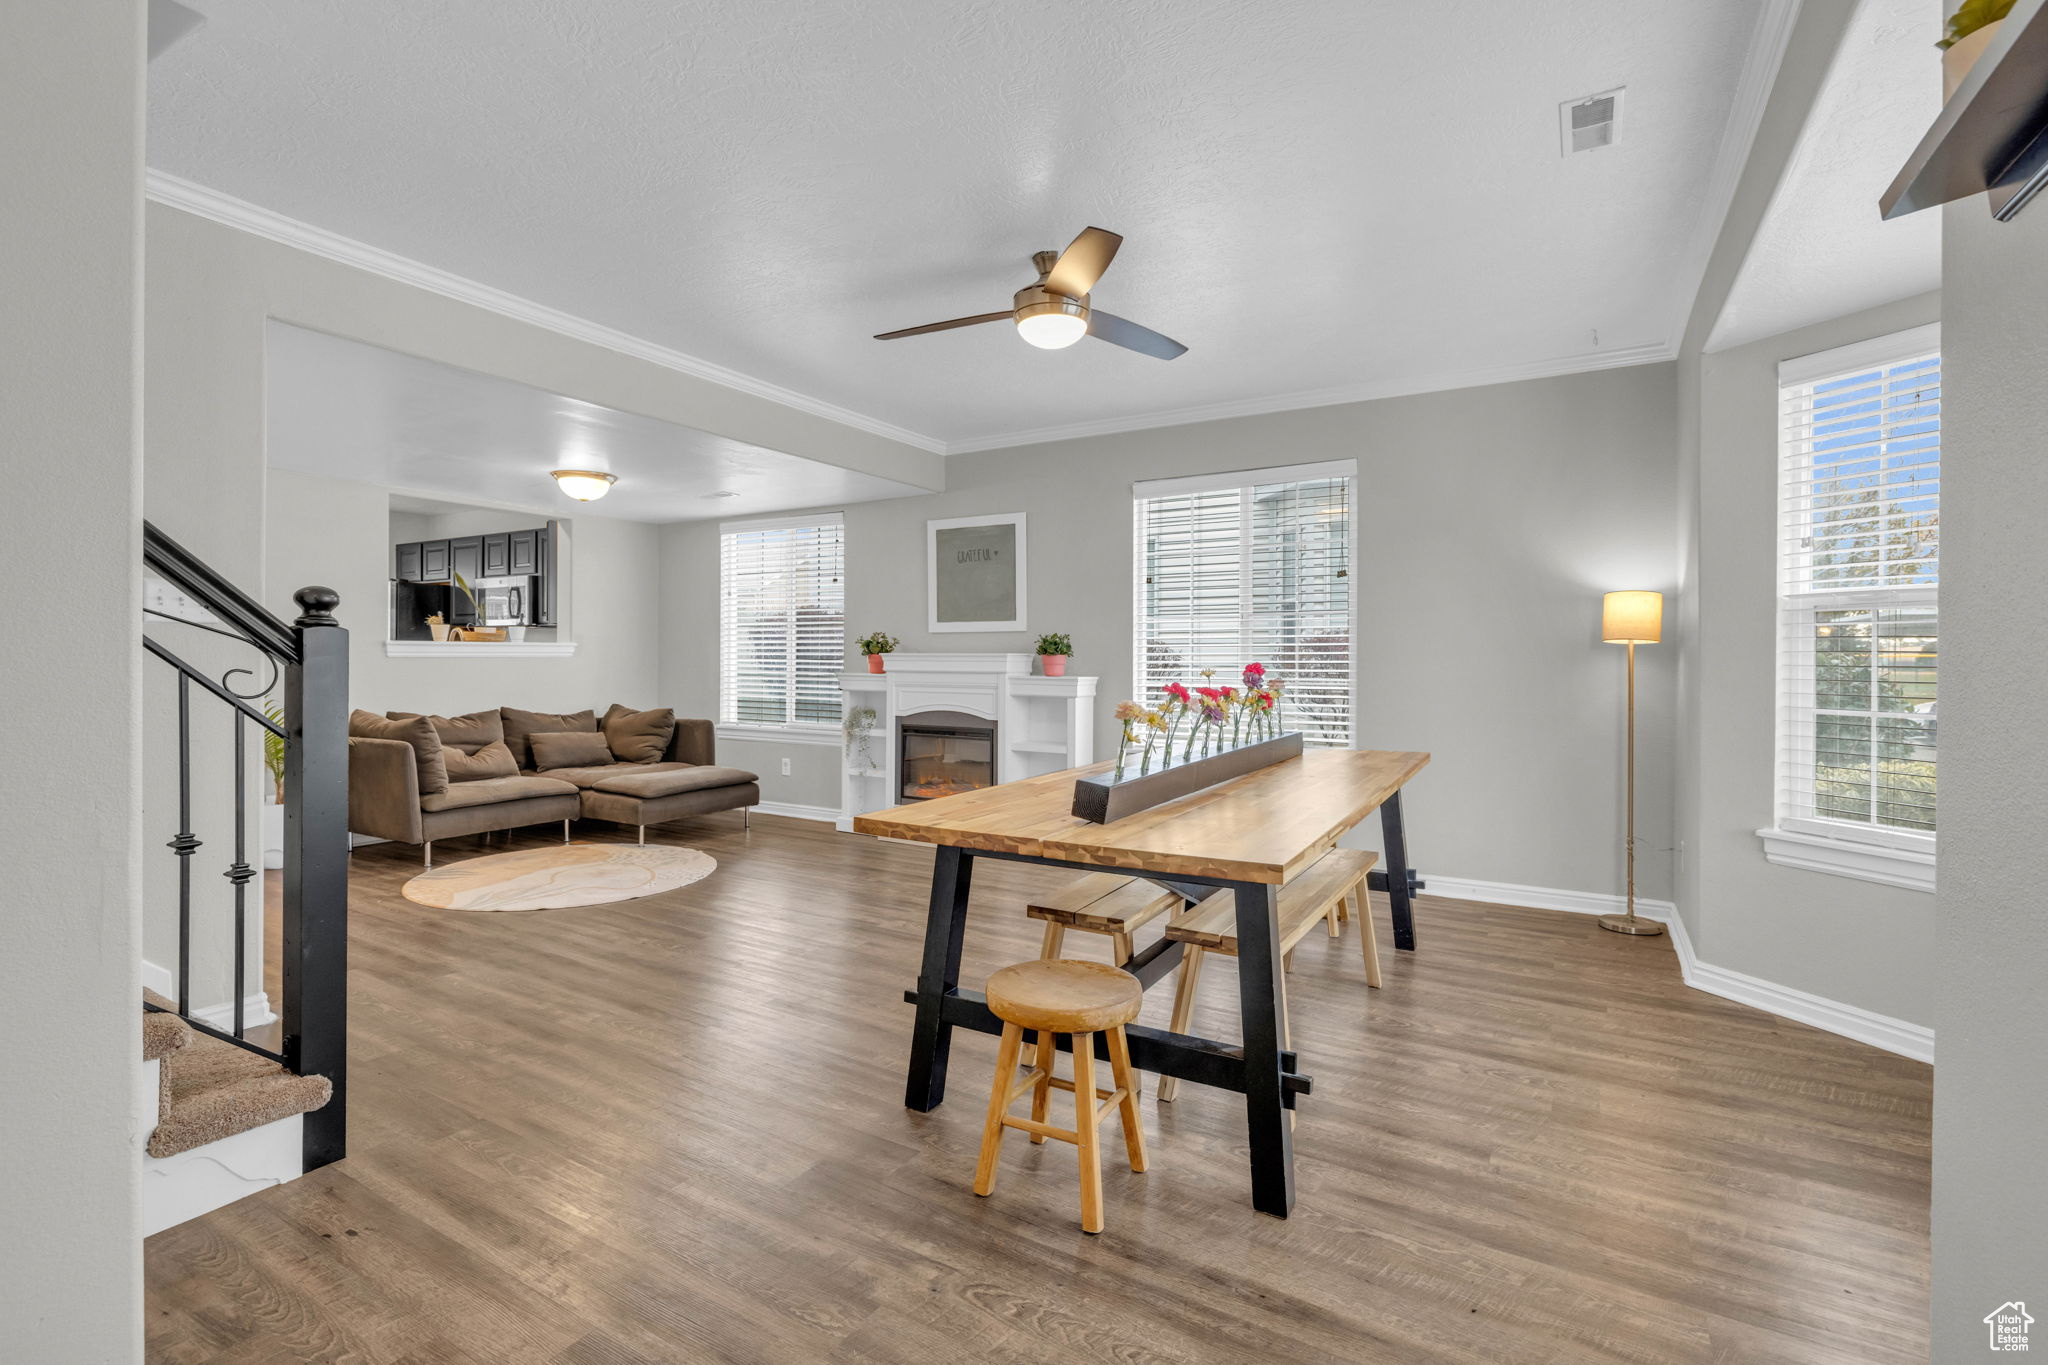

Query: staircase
left=140, top=521, right=349, bottom=1209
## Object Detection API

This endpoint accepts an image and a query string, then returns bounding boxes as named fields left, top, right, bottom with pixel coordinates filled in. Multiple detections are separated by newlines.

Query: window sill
left=715, top=723, right=842, bottom=748
left=1755, top=826, right=1935, bottom=893
left=384, top=640, right=577, bottom=658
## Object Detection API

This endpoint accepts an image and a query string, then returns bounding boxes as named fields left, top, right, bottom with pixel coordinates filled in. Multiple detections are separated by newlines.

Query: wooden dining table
left=855, top=746, right=1431, bottom=1218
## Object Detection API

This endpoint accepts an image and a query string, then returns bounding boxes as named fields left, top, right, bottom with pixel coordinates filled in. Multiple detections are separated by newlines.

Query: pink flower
left=1162, top=681, right=1192, bottom=705
left=1242, top=662, right=1266, bottom=686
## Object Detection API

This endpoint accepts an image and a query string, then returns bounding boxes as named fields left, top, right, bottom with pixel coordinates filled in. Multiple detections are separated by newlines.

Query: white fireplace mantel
left=838, top=653, right=1096, bottom=830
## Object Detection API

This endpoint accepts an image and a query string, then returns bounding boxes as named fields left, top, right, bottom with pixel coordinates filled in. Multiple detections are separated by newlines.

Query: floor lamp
left=1600, top=591, right=1664, bottom=937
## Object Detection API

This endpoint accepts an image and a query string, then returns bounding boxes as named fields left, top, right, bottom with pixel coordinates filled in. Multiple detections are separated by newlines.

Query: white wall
left=267, top=469, right=663, bottom=720
left=0, top=2, right=146, bottom=1359
left=1933, top=181, right=2048, bottom=1350
left=1679, top=292, right=1940, bottom=1029
left=665, top=364, right=1681, bottom=900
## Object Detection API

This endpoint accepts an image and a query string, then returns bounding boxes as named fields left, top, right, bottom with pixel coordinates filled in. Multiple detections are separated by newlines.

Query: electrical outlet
left=780, top=757, right=792, bottom=776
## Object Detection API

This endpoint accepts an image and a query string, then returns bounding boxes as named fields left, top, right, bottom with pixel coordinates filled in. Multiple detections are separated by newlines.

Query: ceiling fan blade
left=1087, top=310, right=1187, bottom=360
left=1045, top=227, right=1123, bottom=298
left=873, top=311, right=1012, bottom=340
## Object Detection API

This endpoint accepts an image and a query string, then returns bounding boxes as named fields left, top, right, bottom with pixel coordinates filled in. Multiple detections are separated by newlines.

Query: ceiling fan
left=874, top=227, right=1187, bottom=360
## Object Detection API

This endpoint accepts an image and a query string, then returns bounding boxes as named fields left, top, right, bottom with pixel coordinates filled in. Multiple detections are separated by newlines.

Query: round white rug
left=402, top=842, right=718, bottom=912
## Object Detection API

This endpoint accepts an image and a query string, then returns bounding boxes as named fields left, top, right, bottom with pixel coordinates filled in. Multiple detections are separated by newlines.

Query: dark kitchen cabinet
left=449, top=536, right=482, bottom=588
left=419, top=540, right=450, bottom=581
left=482, top=532, right=510, bottom=577
left=395, top=542, right=422, bottom=581
left=508, top=529, right=538, bottom=576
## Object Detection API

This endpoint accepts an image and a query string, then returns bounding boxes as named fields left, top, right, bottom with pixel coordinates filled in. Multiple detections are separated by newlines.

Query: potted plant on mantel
left=1036, top=632, right=1073, bottom=677
left=857, top=630, right=899, bottom=674
left=1941, top=0, right=2014, bottom=101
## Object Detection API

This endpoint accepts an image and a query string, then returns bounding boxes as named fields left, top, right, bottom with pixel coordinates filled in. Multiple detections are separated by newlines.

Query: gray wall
left=666, top=364, right=1681, bottom=899
left=1680, top=293, right=1940, bottom=1028
left=0, top=2, right=146, bottom=1358
left=268, top=469, right=663, bottom=722
left=1933, top=184, right=2048, bottom=1350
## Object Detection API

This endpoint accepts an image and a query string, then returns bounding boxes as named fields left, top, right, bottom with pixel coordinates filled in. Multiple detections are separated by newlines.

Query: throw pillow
left=442, top=739, right=518, bottom=783
left=500, top=706, right=597, bottom=769
left=602, top=703, right=676, bottom=764
left=389, top=708, right=504, bottom=755
left=529, top=730, right=614, bottom=771
left=348, top=709, right=448, bottom=795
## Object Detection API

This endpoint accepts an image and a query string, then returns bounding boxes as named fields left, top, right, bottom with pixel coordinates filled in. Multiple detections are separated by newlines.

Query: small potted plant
left=1940, top=0, right=2014, bottom=100
left=1036, top=632, right=1073, bottom=677
left=856, top=630, right=899, bottom=673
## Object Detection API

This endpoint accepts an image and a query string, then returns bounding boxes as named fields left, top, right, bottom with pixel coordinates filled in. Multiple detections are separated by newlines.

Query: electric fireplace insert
left=898, top=711, right=996, bottom=801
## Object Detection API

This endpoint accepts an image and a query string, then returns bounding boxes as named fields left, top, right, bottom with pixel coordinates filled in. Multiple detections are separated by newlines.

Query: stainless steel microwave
left=473, top=576, right=533, bottom=626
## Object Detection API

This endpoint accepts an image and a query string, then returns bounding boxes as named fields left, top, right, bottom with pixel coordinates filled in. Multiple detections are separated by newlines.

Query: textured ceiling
left=1707, top=0, right=1941, bottom=352
left=153, top=1, right=1770, bottom=449
left=265, top=323, right=926, bottom=523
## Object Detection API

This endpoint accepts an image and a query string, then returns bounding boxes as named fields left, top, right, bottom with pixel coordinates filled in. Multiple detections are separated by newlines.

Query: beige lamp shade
left=1602, top=590, right=1663, bottom=644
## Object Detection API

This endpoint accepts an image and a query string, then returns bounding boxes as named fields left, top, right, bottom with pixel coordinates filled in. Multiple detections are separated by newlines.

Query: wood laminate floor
left=145, top=816, right=1931, bottom=1364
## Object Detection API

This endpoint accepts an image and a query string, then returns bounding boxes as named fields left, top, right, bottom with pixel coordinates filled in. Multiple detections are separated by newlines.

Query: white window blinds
left=1776, top=328, right=1939, bottom=843
left=720, top=515, right=846, bottom=730
left=1133, top=462, right=1354, bottom=747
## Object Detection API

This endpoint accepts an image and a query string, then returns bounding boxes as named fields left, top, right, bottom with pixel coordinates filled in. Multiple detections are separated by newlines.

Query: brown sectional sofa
left=348, top=705, right=760, bottom=864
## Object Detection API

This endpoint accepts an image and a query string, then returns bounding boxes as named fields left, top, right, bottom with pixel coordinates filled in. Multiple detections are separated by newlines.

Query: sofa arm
left=349, top=737, right=424, bottom=844
left=666, top=718, right=716, bottom=767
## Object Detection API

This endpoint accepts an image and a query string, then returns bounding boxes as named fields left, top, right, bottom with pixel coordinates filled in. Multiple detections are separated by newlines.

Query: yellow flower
left=1144, top=710, right=1168, bottom=731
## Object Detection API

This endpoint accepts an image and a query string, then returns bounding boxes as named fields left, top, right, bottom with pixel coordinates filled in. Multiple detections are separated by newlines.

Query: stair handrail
left=144, top=519, right=300, bottom=663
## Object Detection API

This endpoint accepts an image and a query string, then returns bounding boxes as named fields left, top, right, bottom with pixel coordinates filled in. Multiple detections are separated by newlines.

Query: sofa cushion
left=418, top=774, right=578, bottom=812
left=589, top=764, right=760, bottom=800
left=602, top=703, right=676, bottom=764
left=389, top=708, right=504, bottom=755
left=501, top=707, right=596, bottom=768
left=443, top=739, right=518, bottom=783
left=348, top=710, right=448, bottom=795
left=531, top=730, right=613, bottom=771
left=537, top=761, right=691, bottom=790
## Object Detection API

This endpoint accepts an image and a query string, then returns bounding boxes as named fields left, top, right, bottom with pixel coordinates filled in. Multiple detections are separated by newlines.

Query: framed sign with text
left=927, top=512, right=1026, bottom=632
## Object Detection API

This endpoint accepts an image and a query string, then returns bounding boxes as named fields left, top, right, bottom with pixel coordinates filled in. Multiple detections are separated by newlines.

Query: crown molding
left=940, top=340, right=1675, bottom=453
left=1667, top=0, right=1803, bottom=350
left=142, top=170, right=948, bottom=455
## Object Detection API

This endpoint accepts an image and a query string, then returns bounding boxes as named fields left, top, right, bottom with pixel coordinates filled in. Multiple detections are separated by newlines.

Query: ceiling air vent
left=1560, top=88, right=1625, bottom=155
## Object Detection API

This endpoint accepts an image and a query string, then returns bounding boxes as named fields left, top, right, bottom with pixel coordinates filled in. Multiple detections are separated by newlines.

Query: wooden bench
left=1156, top=848, right=1382, bottom=1102
left=1026, top=872, right=1183, bottom=967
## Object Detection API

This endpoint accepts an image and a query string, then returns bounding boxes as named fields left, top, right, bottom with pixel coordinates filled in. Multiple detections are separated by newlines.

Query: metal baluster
left=169, top=673, right=201, bottom=1016
left=225, top=710, right=254, bottom=1038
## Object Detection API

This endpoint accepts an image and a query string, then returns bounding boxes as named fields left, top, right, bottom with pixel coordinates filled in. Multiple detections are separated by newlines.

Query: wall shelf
left=1884, top=0, right=2048, bottom=221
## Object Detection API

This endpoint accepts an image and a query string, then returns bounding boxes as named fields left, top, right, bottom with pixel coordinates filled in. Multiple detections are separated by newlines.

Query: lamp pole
left=1600, top=629, right=1663, bottom=937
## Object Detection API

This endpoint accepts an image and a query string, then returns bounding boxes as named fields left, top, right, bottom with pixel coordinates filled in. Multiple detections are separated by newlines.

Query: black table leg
left=1380, top=790, right=1418, bottom=952
left=905, top=845, right=974, bottom=1112
left=1232, top=879, right=1295, bottom=1218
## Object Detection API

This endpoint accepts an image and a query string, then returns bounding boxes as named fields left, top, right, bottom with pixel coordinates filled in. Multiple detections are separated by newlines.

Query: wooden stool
left=1156, top=848, right=1381, bottom=1104
left=974, top=959, right=1148, bottom=1235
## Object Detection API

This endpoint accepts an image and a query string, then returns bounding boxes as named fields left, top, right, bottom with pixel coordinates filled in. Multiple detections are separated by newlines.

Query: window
left=1764, top=326, right=1939, bottom=891
left=1133, top=461, right=1354, bottom=747
left=719, top=514, right=845, bottom=736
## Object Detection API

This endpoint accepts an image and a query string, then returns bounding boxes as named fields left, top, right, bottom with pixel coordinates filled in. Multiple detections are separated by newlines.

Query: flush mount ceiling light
left=873, top=226, right=1187, bottom=359
left=551, top=469, right=617, bottom=501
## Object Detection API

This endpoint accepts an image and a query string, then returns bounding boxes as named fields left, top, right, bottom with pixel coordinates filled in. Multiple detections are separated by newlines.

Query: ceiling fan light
left=551, top=469, right=617, bottom=501
left=1016, top=309, right=1087, bottom=350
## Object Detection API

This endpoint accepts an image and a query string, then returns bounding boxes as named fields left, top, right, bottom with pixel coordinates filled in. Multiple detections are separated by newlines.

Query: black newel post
left=284, top=585, right=349, bottom=1171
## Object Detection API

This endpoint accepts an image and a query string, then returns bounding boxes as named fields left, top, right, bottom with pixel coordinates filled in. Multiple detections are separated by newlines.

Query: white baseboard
left=1423, top=876, right=1932, bottom=1064
left=1421, top=874, right=1675, bottom=922
left=1661, top=912, right=1934, bottom=1063
left=141, top=959, right=277, bottom=1032
left=751, top=800, right=841, bottom=823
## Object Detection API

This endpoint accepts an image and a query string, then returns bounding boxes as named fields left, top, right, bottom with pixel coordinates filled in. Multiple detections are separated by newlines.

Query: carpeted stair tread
left=140, top=994, right=333, bottom=1159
